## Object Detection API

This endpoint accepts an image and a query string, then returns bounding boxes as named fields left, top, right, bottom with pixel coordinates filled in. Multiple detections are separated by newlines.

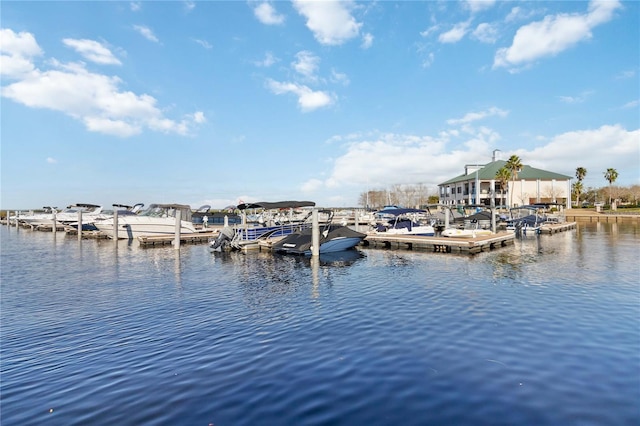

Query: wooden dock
left=137, top=231, right=218, bottom=247
left=539, top=221, right=577, bottom=234
left=362, top=232, right=515, bottom=254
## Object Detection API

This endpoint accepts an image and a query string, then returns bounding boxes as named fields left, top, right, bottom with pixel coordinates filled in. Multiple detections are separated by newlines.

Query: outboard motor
left=210, top=226, right=235, bottom=251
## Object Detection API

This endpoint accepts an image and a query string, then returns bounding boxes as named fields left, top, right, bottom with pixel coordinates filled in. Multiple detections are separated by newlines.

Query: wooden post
left=113, top=209, right=119, bottom=240
left=15, top=211, right=19, bottom=228
left=52, top=211, right=57, bottom=234
left=174, top=209, right=181, bottom=249
left=444, top=208, right=450, bottom=229
left=311, top=208, right=319, bottom=257
left=77, top=210, right=82, bottom=240
left=354, top=209, right=359, bottom=232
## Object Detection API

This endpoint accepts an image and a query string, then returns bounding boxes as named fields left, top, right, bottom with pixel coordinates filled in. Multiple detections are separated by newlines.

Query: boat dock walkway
left=540, top=221, right=577, bottom=234
left=362, top=232, right=515, bottom=254
left=137, top=231, right=217, bottom=247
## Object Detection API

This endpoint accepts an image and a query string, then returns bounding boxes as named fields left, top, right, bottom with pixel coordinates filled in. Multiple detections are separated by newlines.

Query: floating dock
left=137, top=231, right=218, bottom=247
left=539, top=221, right=577, bottom=234
left=362, top=232, right=515, bottom=254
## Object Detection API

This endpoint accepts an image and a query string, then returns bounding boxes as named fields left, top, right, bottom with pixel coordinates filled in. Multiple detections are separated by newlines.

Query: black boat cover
left=237, top=201, right=316, bottom=210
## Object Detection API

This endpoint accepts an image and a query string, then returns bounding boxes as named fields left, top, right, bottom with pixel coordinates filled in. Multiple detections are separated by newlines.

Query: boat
left=94, top=203, right=200, bottom=239
left=271, top=211, right=366, bottom=255
left=209, top=200, right=317, bottom=251
left=368, top=208, right=435, bottom=236
left=505, top=205, right=545, bottom=235
left=89, top=203, right=144, bottom=235
left=441, top=227, right=493, bottom=238
left=16, top=206, right=59, bottom=227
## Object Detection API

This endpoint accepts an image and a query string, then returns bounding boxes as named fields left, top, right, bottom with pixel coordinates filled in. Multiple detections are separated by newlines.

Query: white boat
left=20, top=204, right=108, bottom=229
left=441, top=228, right=493, bottom=238
left=94, top=203, right=199, bottom=239
left=17, top=206, right=59, bottom=227
left=89, top=203, right=144, bottom=235
left=368, top=208, right=435, bottom=236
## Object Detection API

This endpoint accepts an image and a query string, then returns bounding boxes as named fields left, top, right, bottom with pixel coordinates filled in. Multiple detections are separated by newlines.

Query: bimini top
left=237, top=201, right=316, bottom=210
left=375, top=208, right=427, bottom=216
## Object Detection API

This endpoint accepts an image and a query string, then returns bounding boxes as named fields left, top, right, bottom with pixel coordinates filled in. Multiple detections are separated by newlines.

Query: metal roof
left=438, top=160, right=572, bottom=185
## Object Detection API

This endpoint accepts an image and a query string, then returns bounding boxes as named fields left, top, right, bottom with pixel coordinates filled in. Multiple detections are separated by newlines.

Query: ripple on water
left=1, top=224, right=639, bottom=425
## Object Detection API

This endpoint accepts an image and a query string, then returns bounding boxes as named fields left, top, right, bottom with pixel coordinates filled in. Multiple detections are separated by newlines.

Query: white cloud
left=254, top=2, right=285, bottom=25
left=421, top=52, right=435, bottom=68
left=494, top=0, right=622, bottom=70
left=361, top=32, right=373, bottom=49
left=301, top=178, right=323, bottom=192
left=63, top=38, right=121, bottom=65
left=1, top=30, right=204, bottom=137
left=133, top=25, right=159, bottom=43
left=300, top=124, right=639, bottom=202
left=0, top=29, right=43, bottom=78
left=472, top=22, right=498, bottom=44
left=621, top=100, right=639, bottom=109
left=183, top=1, right=195, bottom=12
left=466, top=0, right=496, bottom=14
left=292, top=50, right=320, bottom=80
left=255, top=51, right=277, bottom=67
left=46, top=157, right=57, bottom=164
left=193, top=38, right=212, bottom=49
left=130, top=2, right=141, bottom=12
left=292, top=0, right=362, bottom=45
left=557, top=90, right=593, bottom=104
left=331, top=69, right=349, bottom=86
left=615, top=69, right=636, bottom=79
left=265, top=79, right=334, bottom=112
left=446, top=107, right=509, bottom=125
left=439, top=21, right=471, bottom=44
left=523, top=125, right=639, bottom=180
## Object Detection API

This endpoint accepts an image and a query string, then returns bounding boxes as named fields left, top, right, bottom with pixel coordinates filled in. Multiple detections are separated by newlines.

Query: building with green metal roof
left=438, top=160, right=572, bottom=208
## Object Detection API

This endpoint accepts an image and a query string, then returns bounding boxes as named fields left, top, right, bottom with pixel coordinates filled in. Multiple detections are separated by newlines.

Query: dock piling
left=174, top=210, right=181, bottom=249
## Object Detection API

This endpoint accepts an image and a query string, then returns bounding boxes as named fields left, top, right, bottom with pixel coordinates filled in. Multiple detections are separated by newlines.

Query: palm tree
left=573, top=181, right=584, bottom=207
left=604, top=168, right=619, bottom=206
left=505, top=155, right=523, bottom=207
left=495, top=166, right=511, bottom=208
left=575, top=167, right=587, bottom=206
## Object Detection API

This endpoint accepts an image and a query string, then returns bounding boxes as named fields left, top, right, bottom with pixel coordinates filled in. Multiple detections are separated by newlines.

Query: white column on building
left=537, top=179, right=541, bottom=203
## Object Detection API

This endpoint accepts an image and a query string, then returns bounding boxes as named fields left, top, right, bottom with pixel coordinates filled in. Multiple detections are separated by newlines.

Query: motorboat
left=94, top=203, right=199, bottom=239
left=17, top=206, right=59, bottom=227
left=18, top=204, right=107, bottom=229
left=90, top=203, right=144, bottom=236
left=441, top=228, right=493, bottom=238
left=368, top=208, right=435, bottom=236
left=209, top=200, right=317, bottom=251
left=271, top=211, right=366, bottom=255
left=505, top=205, right=545, bottom=235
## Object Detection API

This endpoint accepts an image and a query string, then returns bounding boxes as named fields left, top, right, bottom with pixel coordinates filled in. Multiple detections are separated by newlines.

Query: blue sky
left=1, top=0, right=638, bottom=210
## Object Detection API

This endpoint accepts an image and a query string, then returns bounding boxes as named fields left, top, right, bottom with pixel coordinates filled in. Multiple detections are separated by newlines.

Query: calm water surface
left=1, top=223, right=639, bottom=425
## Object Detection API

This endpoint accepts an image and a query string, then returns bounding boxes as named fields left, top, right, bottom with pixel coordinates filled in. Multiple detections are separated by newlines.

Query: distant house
left=438, top=160, right=572, bottom=208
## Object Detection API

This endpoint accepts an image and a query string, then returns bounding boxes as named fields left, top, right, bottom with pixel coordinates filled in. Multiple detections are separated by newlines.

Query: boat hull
left=441, top=228, right=493, bottom=238
left=95, top=217, right=198, bottom=239
left=273, top=225, right=366, bottom=255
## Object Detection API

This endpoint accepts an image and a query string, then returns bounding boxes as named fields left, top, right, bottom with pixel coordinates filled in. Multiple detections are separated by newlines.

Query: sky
left=1, top=0, right=638, bottom=210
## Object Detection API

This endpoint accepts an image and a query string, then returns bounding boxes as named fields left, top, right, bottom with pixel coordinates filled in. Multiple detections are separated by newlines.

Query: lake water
left=1, top=223, right=638, bottom=426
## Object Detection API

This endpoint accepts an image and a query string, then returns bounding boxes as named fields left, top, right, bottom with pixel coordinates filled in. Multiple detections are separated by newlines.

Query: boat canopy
left=69, top=203, right=102, bottom=208
left=237, top=201, right=316, bottom=210
left=375, top=208, right=427, bottom=216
